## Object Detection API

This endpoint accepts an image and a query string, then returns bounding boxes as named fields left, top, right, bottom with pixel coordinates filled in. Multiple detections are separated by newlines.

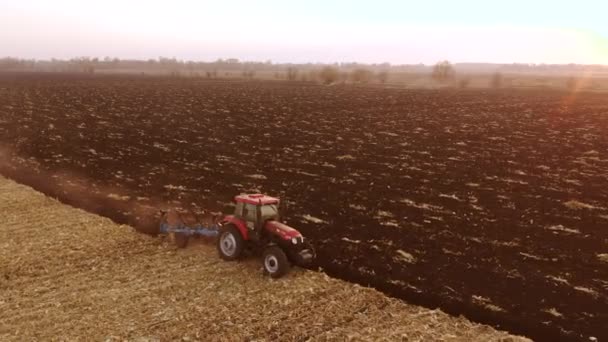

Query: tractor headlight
left=291, top=237, right=298, bottom=245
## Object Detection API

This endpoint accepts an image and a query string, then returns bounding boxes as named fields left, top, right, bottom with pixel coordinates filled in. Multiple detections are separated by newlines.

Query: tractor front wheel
left=217, top=224, right=244, bottom=261
left=263, top=246, right=290, bottom=278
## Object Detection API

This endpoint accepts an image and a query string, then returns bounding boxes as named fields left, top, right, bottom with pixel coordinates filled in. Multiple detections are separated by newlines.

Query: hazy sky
left=1, top=0, right=607, bottom=64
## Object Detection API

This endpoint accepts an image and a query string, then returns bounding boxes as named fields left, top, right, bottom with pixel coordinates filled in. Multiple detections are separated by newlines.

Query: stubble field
left=1, top=73, right=607, bottom=341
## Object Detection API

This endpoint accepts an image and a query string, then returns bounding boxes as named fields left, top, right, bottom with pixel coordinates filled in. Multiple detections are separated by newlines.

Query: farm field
left=1, top=73, right=607, bottom=341
left=0, top=175, right=529, bottom=341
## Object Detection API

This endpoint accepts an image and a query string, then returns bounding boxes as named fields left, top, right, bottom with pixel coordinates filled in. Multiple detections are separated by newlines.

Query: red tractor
left=159, top=193, right=315, bottom=278
left=217, top=194, right=315, bottom=278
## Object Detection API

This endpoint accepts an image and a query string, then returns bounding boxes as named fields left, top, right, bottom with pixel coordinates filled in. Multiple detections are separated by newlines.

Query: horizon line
left=2, top=56, right=608, bottom=68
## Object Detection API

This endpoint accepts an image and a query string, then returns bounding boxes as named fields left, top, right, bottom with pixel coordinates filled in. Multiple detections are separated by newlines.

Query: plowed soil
left=0, top=176, right=529, bottom=341
left=1, top=73, right=607, bottom=341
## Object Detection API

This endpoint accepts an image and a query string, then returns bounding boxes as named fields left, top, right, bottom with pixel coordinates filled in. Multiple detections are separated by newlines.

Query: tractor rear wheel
left=174, top=232, right=189, bottom=248
left=263, top=246, right=290, bottom=278
left=217, top=224, right=244, bottom=261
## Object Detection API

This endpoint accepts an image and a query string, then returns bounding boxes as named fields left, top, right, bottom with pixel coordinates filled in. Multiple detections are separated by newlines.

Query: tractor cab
left=233, top=194, right=280, bottom=235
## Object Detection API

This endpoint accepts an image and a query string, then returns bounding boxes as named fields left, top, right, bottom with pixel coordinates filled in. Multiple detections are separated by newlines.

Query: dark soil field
left=1, top=73, right=607, bottom=341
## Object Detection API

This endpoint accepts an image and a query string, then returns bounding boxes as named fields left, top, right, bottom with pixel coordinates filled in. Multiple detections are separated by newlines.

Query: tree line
left=0, top=57, right=602, bottom=89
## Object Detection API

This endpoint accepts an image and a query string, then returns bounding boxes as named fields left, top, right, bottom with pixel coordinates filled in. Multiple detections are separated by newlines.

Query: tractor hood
left=264, top=221, right=302, bottom=240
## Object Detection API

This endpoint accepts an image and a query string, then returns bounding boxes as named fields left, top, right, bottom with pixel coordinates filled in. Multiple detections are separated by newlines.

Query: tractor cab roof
left=235, top=193, right=280, bottom=205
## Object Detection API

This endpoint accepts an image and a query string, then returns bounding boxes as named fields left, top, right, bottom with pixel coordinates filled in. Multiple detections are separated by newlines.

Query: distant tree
left=71, top=57, right=95, bottom=74
left=376, top=71, right=389, bottom=84
left=432, top=60, right=455, bottom=83
left=318, top=66, right=340, bottom=85
left=458, top=77, right=471, bottom=89
left=350, top=68, right=373, bottom=84
left=242, top=70, right=255, bottom=80
left=491, top=72, right=503, bottom=88
left=286, top=67, right=298, bottom=81
left=0, top=57, right=20, bottom=70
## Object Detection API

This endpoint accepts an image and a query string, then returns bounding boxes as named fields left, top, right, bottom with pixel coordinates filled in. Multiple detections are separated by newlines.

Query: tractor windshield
left=260, top=204, right=279, bottom=220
